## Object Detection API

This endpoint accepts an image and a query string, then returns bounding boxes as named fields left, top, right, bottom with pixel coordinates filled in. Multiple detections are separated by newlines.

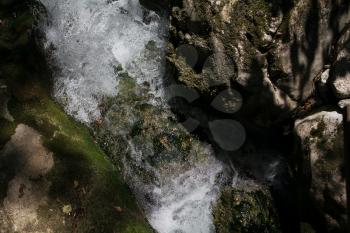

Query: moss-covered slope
left=0, top=1, right=154, bottom=232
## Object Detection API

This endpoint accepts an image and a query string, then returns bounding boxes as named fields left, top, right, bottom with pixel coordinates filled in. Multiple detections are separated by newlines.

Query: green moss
left=213, top=186, right=281, bottom=233
left=0, top=119, right=16, bottom=149
left=167, top=54, right=209, bottom=92
left=219, top=0, right=274, bottom=51
left=0, top=1, right=154, bottom=231
left=94, top=68, right=205, bottom=188
left=7, top=95, right=153, bottom=233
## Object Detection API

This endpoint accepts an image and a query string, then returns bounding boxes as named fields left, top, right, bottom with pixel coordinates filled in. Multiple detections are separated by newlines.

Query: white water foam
left=39, top=1, right=225, bottom=232
left=40, top=0, right=165, bottom=123
left=149, top=159, right=223, bottom=233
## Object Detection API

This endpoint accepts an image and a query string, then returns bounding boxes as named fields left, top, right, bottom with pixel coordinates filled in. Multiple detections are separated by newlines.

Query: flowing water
left=41, top=0, right=165, bottom=123
left=39, top=0, right=227, bottom=232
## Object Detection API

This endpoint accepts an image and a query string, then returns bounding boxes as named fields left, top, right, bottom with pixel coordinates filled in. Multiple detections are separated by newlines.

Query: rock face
left=295, top=110, right=346, bottom=232
left=164, top=0, right=350, bottom=232
left=213, top=183, right=281, bottom=233
left=272, top=0, right=329, bottom=101
left=330, top=12, right=350, bottom=100
left=167, top=0, right=350, bottom=122
left=167, top=0, right=297, bottom=126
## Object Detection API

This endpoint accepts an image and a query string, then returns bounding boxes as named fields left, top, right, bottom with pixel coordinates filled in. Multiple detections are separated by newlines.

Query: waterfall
left=41, top=0, right=165, bottom=123
left=39, top=0, right=226, bottom=232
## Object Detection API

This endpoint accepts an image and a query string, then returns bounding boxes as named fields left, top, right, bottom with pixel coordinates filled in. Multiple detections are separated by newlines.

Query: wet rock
left=213, top=182, right=281, bottom=233
left=94, top=70, right=226, bottom=233
left=294, top=110, right=346, bottom=232
left=95, top=72, right=214, bottom=184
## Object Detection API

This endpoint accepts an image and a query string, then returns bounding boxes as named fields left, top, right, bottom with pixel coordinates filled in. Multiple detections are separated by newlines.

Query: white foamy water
left=39, top=0, right=225, bottom=232
left=149, top=159, right=223, bottom=233
left=41, top=0, right=165, bottom=123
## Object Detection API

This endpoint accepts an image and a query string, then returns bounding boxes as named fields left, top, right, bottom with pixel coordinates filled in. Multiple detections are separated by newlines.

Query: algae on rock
left=213, top=184, right=281, bottom=233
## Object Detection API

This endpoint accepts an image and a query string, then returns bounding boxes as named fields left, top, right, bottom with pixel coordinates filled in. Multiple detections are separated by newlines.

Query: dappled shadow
left=238, top=57, right=300, bottom=233
left=161, top=0, right=350, bottom=232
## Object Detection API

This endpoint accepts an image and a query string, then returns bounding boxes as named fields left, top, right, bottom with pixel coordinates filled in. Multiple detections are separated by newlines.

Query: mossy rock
left=95, top=72, right=203, bottom=185
left=5, top=97, right=153, bottom=233
left=213, top=185, right=281, bottom=233
left=0, top=1, right=154, bottom=232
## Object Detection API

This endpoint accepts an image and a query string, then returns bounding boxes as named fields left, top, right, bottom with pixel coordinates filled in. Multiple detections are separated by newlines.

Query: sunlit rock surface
left=1, top=124, right=53, bottom=232
left=295, top=110, right=346, bottom=232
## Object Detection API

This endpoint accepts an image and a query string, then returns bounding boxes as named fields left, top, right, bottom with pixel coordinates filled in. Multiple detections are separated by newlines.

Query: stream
left=38, top=0, right=229, bottom=232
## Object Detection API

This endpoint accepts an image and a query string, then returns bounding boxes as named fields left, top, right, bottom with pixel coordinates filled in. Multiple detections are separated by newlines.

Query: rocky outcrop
left=0, top=1, right=154, bottom=232
left=167, top=0, right=350, bottom=120
left=164, top=0, right=350, bottom=232
left=213, top=182, right=281, bottom=233
left=167, top=0, right=297, bottom=127
left=294, top=110, right=346, bottom=232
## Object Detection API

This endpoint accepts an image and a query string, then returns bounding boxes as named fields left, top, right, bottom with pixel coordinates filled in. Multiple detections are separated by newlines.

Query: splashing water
left=41, top=0, right=165, bottom=123
left=39, top=0, right=225, bottom=232
left=149, top=157, right=224, bottom=233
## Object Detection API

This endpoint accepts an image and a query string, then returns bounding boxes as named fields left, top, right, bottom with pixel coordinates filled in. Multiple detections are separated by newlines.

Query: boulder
left=294, top=110, right=346, bottom=232
left=330, top=58, right=350, bottom=99
left=213, top=182, right=281, bottom=233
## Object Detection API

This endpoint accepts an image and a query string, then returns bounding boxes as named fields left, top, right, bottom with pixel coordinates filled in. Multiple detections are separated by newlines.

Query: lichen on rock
left=213, top=182, right=281, bottom=233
